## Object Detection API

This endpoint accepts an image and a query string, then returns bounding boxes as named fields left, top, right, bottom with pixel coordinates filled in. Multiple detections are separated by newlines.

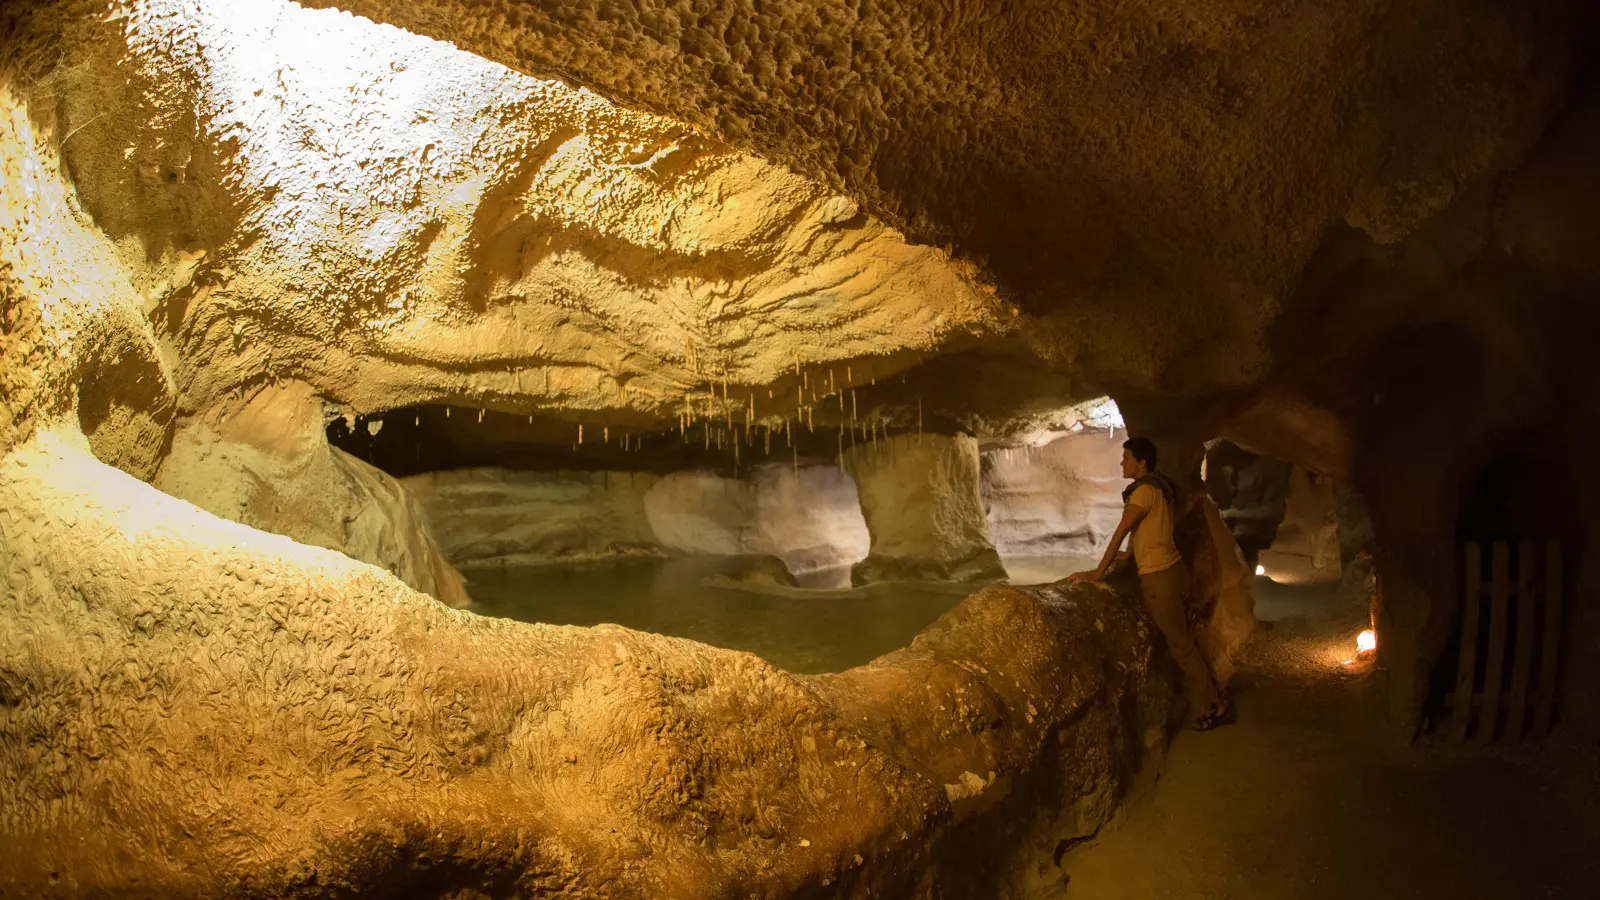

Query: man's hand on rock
left=1068, top=570, right=1101, bottom=583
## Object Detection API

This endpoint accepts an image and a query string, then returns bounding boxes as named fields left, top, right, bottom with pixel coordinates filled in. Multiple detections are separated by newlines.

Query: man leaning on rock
left=1071, top=437, right=1233, bottom=731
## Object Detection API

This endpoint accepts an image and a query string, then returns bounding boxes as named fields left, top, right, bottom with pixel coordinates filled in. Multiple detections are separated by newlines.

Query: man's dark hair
left=1123, top=436, right=1158, bottom=471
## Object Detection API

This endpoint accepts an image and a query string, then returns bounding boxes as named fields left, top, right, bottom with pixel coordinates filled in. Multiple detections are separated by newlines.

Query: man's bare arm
left=1071, top=503, right=1150, bottom=583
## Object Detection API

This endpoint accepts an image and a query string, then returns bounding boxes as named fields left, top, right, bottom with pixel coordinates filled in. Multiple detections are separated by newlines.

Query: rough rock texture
left=1205, top=439, right=1293, bottom=570
left=1259, top=466, right=1342, bottom=575
left=154, top=381, right=470, bottom=607
left=3, top=7, right=1599, bottom=894
left=0, top=431, right=1174, bottom=898
left=1186, top=497, right=1258, bottom=684
left=43, top=0, right=1010, bottom=433
left=276, top=0, right=1600, bottom=743
left=303, top=0, right=1597, bottom=396
left=981, top=432, right=1126, bottom=558
left=842, top=434, right=1006, bottom=585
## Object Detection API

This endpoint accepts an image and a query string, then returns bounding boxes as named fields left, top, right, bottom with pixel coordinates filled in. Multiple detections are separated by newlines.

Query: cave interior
left=3, top=0, right=1600, bottom=896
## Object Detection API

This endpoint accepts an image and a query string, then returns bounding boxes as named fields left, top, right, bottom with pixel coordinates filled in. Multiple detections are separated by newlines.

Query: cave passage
left=4, top=0, right=1600, bottom=896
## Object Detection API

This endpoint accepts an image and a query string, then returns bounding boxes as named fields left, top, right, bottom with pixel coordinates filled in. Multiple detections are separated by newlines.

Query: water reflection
left=464, top=554, right=1094, bottom=673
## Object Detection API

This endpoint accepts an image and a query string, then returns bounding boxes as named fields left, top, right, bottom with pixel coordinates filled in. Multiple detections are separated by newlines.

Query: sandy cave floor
left=1058, top=571, right=1600, bottom=900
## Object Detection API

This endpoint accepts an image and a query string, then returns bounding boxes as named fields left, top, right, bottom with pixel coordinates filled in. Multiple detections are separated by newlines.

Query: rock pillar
left=841, top=433, right=1006, bottom=585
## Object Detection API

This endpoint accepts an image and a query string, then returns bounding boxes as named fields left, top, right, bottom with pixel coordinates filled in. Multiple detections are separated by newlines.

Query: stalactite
left=829, top=368, right=836, bottom=393
left=477, top=409, right=484, bottom=423
left=851, top=389, right=857, bottom=424
left=603, top=426, right=609, bottom=444
left=578, top=423, right=583, bottom=445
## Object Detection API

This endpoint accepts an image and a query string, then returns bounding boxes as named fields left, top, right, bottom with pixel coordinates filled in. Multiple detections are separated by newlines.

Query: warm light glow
left=1255, top=564, right=1266, bottom=576
left=1357, top=629, right=1377, bottom=653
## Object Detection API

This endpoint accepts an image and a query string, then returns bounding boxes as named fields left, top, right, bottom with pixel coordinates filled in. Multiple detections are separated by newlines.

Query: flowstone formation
left=1, top=433, right=1175, bottom=897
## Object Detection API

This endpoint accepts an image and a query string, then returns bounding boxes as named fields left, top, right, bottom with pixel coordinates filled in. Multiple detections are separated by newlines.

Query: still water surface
left=465, top=555, right=1093, bottom=674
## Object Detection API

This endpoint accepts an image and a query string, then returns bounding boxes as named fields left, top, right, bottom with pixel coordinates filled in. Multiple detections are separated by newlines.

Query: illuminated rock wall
left=981, top=432, right=1126, bottom=559
left=402, top=462, right=870, bottom=575
left=154, top=381, right=470, bottom=607
left=843, top=434, right=1006, bottom=584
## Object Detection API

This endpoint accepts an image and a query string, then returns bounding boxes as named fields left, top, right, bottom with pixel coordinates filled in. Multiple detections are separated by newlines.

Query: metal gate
left=1446, top=541, right=1563, bottom=743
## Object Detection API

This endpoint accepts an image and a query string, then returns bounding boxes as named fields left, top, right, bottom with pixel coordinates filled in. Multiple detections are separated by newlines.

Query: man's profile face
left=1121, top=447, right=1145, bottom=479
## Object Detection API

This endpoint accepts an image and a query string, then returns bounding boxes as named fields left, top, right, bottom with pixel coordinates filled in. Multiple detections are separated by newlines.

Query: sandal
left=1192, top=700, right=1236, bottom=732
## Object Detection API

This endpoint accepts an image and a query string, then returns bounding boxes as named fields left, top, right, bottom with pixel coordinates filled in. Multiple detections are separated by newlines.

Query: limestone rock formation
left=46, top=0, right=1011, bottom=433
left=1205, top=439, right=1293, bottom=571
left=7, top=0, right=1600, bottom=896
left=842, top=434, right=1007, bottom=585
left=0, top=432, right=1174, bottom=898
left=155, top=381, right=470, bottom=607
left=403, top=467, right=663, bottom=567
left=982, top=433, right=1127, bottom=559
left=645, top=464, right=871, bottom=574
left=403, top=462, right=870, bottom=575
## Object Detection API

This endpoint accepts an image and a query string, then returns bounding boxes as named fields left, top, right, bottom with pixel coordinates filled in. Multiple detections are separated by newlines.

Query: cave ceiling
left=298, top=0, right=1599, bottom=400
left=10, top=0, right=1600, bottom=468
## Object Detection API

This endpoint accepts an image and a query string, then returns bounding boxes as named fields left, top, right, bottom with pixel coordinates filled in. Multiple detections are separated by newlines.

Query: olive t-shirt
left=1128, top=483, right=1181, bottom=575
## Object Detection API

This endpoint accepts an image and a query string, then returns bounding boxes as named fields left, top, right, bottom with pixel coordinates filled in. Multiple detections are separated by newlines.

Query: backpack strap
left=1122, top=472, right=1175, bottom=508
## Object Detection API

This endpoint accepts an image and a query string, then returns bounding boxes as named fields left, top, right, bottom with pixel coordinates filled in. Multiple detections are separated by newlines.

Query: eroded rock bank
left=0, top=432, right=1174, bottom=898
left=403, top=462, right=871, bottom=575
left=155, top=380, right=470, bottom=607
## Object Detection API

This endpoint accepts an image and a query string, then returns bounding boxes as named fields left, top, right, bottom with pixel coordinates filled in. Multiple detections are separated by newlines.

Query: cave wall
left=981, top=431, right=1126, bottom=559
left=647, top=463, right=871, bottom=574
left=842, top=434, right=1006, bottom=585
left=404, top=462, right=871, bottom=575
left=402, top=467, right=662, bottom=567
left=0, top=53, right=1188, bottom=896
left=154, top=381, right=470, bottom=607
left=1270, top=467, right=1340, bottom=570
